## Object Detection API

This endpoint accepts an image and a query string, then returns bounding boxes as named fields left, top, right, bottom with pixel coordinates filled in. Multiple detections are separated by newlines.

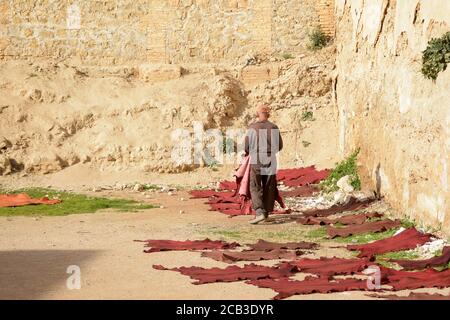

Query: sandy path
left=1, top=190, right=448, bottom=300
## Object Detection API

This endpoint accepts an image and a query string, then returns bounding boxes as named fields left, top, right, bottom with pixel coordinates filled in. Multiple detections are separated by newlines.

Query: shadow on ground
left=0, top=250, right=98, bottom=299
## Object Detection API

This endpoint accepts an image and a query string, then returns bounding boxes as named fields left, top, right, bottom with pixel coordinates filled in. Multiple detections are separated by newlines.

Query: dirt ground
left=1, top=170, right=449, bottom=300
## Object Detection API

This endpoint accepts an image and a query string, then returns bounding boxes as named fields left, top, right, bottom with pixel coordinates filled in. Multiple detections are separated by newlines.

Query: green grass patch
left=0, top=188, right=156, bottom=216
left=421, top=31, right=450, bottom=80
left=306, top=226, right=327, bottom=239
left=400, top=218, right=416, bottom=229
left=281, top=52, right=294, bottom=60
left=335, top=228, right=399, bottom=244
left=205, top=227, right=308, bottom=243
left=376, top=250, right=420, bottom=261
left=434, top=261, right=450, bottom=271
left=307, top=27, right=330, bottom=51
left=141, top=184, right=161, bottom=191
left=300, top=111, right=315, bottom=121
left=319, top=149, right=361, bottom=193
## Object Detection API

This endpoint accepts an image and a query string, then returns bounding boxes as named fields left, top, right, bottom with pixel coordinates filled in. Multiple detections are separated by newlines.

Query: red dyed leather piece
left=392, top=246, right=450, bottom=270
left=218, top=208, right=291, bottom=216
left=288, top=257, right=370, bottom=277
left=296, top=212, right=384, bottom=226
left=368, top=292, right=450, bottom=300
left=219, top=181, right=237, bottom=191
left=220, top=167, right=329, bottom=191
left=281, top=186, right=318, bottom=197
left=201, top=249, right=302, bottom=263
left=347, top=228, right=432, bottom=259
left=282, top=170, right=330, bottom=187
left=247, top=277, right=369, bottom=300
left=381, top=267, right=450, bottom=291
left=248, top=239, right=319, bottom=251
left=0, top=193, right=61, bottom=208
left=189, top=190, right=234, bottom=199
left=327, top=219, right=401, bottom=238
left=153, top=262, right=297, bottom=285
left=302, top=197, right=374, bottom=218
left=137, top=239, right=240, bottom=253
left=277, top=166, right=330, bottom=187
left=277, top=166, right=317, bottom=182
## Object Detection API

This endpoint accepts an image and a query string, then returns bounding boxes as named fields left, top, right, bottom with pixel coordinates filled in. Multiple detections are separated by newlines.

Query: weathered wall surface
left=0, top=0, right=320, bottom=65
left=334, top=0, right=450, bottom=235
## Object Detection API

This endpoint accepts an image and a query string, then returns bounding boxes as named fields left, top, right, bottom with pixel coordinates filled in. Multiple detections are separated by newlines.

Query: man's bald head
left=256, top=104, right=271, bottom=121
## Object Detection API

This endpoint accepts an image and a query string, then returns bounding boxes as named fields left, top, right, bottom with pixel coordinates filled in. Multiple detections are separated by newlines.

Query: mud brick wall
left=316, top=0, right=335, bottom=37
left=334, top=0, right=450, bottom=235
left=0, top=0, right=320, bottom=66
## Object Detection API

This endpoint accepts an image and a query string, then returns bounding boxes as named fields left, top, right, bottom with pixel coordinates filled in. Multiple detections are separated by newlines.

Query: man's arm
left=244, top=133, right=249, bottom=156
left=279, top=130, right=283, bottom=152
left=274, top=125, right=283, bottom=152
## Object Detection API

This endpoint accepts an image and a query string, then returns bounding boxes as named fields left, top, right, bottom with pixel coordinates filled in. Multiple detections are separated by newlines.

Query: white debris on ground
left=416, top=239, right=448, bottom=259
left=336, top=175, right=354, bottom=193
left=285, top=185, right=375, bottom=212
left=285, top=194, right=335, bottom=211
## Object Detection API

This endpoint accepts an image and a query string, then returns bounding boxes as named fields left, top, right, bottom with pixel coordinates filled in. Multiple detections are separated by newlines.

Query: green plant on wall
left=421, top=32, right=450, bottom=81
left=308, top=27, right=330, bottom=51
left=320, top=148, right=361, bottom=193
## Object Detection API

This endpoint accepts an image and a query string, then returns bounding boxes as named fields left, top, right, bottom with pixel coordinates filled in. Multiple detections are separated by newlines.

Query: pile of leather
left=189, top=166, right=329, bottom=216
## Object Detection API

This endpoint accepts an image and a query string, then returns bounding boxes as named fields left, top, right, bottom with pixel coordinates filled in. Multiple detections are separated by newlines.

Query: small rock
left=337, top=175, right=354, bottom=193
left=179, top=210, right=185, bottom=214
left=180, top=197, right=185, bottom=201
left=159, top=205, right=165, bottom=209
left=133, top=183, right=144, bottom=192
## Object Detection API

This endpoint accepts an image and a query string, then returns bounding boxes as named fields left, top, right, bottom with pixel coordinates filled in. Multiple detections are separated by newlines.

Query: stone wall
left=334, top=0, right=450, bottom=235
left=316, top=0, right=335, bottom=37
left=0, top=0, right=320, bottom=66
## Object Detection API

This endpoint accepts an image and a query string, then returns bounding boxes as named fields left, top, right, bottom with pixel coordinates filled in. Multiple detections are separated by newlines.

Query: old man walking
left=245, top=104, right=283, bottom=224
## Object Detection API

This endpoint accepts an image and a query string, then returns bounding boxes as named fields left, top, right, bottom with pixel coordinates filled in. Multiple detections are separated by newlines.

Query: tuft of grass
left=205, top=227, right=307, bottom=243
left=306, top=226, right=327, bottom=239
left=335, top=228, right=399, bottom=244
left=434, top=261, right=450, bottom=271
left=307, top=27, right=330, bottom=51
left=0, top=188, right=156, bottom=216
left=302, top=141, right=311, bottom=148
left=376, top=250, right=420, bottom=261
left=421, top=31, right=450, bottom=80
left=400, top=218, right=416, bottom=229
left=320, top=149, right=361, bottom=193
left=281, top=52, right=294, bottom=60
left=300, top=111, right=315, bottom=121
left=142, top=184, right=161, bottom=191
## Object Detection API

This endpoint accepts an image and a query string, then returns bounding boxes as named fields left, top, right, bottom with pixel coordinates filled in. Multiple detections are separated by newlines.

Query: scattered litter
left=416, top=239, right=447, bottom=259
